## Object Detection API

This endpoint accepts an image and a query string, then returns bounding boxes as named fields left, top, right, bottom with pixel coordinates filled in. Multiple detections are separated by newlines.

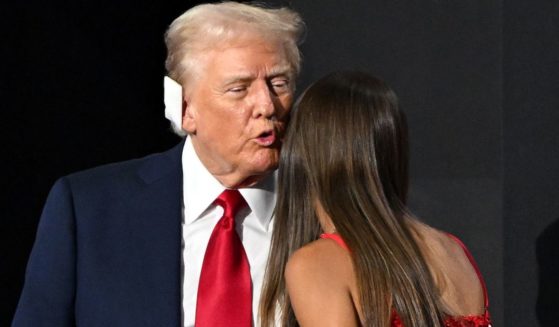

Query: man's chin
left=249, top=150, right=279, bottom=169
left=238, top=162, right=278, bottom=186
left=249, top=162, right=278, bottom=177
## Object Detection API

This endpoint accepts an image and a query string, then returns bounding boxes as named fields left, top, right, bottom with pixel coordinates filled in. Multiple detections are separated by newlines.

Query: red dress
left=319, top=233, right=492, bottom=327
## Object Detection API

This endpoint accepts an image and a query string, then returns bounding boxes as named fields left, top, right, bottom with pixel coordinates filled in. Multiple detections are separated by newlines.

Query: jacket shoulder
left=63, top=141, right=184, bottom=196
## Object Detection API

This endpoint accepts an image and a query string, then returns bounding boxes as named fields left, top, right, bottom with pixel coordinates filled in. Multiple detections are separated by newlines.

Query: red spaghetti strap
left=446, top=233, right=489, bottom=314
left=320, top=233, right=350, bottom=251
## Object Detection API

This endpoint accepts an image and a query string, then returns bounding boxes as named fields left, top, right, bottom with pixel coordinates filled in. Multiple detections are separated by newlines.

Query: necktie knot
left=215, top=189, right=247, bottom=218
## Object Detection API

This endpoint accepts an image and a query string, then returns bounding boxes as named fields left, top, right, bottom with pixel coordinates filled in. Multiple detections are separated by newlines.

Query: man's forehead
left=185, top=60, right=293, bottom=95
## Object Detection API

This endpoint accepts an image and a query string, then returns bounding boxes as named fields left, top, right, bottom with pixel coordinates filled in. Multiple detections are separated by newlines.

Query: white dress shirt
left=181, top=138, right=276, bottom=326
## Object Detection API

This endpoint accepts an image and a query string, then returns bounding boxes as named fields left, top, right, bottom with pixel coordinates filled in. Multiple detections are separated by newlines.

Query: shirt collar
left=182, top=137, right=276, bottom=231
left=238, top=172, right=276, bottom=231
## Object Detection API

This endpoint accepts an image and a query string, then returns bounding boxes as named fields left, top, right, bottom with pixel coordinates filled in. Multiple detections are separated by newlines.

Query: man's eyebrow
left=267, top=65, right=293, bottom=79
left=222, top=74, right=256, bottom=86
left=222, top=65, right=293, bottom=86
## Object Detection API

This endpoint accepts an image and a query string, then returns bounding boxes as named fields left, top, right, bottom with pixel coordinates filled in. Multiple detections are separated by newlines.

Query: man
left=13, top=2, right=304, bottom=326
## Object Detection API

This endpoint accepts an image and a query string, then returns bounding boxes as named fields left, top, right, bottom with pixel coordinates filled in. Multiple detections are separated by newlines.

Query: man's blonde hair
left=165, top=2, right=305, bottom=87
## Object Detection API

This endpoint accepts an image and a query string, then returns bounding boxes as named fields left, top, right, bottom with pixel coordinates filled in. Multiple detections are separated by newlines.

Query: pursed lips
left=254, top=129, right=276, bottom=146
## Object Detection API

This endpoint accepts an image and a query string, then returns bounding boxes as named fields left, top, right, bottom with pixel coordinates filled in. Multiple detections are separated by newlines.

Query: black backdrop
left=3, top=1, right=558, bottom=326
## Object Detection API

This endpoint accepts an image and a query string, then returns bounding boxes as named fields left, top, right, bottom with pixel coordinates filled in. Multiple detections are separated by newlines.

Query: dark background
left=2, top=1, right=558, bottom=326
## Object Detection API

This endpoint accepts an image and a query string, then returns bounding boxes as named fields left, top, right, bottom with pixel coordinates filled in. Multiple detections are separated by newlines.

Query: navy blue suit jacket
left=13, top=141, right=185, bottom=326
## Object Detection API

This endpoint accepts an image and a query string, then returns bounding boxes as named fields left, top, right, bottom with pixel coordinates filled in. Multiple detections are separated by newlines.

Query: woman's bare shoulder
left=412, top=221, right=486, bottom=316
left=285, top=238, right=359, bottom=326
left=285, top=237, right=352, bottom=285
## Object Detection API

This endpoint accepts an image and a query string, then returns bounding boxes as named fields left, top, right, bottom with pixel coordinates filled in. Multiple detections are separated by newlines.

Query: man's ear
left=182, top=95, right=197, bottom=134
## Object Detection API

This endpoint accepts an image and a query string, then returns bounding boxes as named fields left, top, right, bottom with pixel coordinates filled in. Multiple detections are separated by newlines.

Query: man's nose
left=252, top=83, right=276, bottom=119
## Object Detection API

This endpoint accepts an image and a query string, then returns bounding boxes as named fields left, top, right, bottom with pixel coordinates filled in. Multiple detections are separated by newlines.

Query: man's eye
left=229, top=86, right=247, bottom=93
left=271, top=80, right=290, bottom=92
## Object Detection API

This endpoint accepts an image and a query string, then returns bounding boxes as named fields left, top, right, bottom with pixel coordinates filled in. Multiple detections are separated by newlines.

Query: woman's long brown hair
left=259, top=71, right=445, bottom=326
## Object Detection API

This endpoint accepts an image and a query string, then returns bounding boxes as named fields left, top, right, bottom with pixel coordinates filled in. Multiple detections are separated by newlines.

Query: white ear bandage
left=164, top=76, right=186, bottom=136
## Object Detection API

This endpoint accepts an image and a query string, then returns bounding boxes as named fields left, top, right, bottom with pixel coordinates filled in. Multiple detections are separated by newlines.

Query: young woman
left=259, top=71, right=491, bottom=326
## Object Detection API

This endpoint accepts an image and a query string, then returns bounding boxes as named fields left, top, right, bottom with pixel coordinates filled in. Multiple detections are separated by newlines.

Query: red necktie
left=195, top=189, right=252, bottom=326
